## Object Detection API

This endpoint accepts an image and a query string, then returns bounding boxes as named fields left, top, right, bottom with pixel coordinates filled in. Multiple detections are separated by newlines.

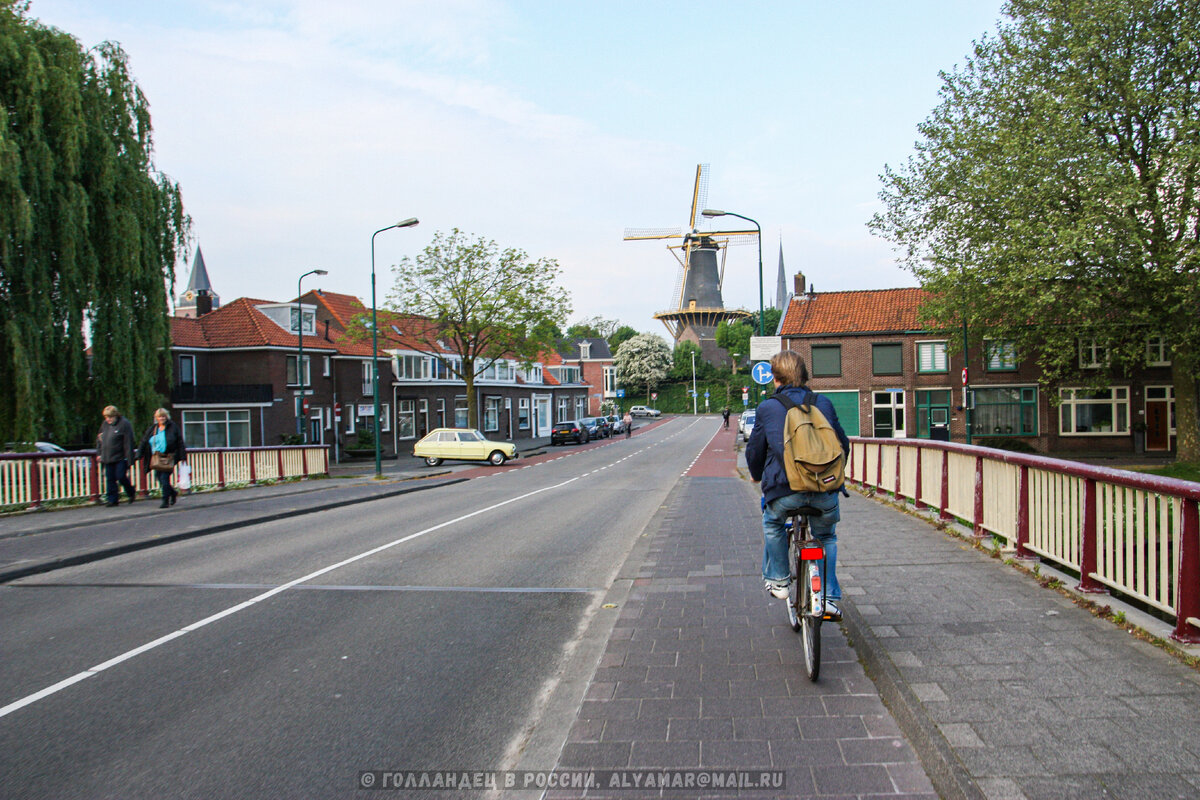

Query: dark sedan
left=580, top=416, right=610, bottom=439
left=551, top=420, right=589, bottom=445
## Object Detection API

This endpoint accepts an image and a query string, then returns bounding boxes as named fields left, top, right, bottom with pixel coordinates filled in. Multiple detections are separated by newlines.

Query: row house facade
left=166, top=290, right=591, bottom=459
left=558, top=337, right=618, bottom=416
left=778, top=275, right=1177, bottom=457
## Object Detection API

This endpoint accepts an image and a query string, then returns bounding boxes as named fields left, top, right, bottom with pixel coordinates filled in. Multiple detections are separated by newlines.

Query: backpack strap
left=772, top=389, right=810, bottom=413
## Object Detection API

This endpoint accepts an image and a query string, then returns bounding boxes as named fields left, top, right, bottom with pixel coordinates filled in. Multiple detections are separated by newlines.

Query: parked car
left=741, top=410, right=757, bottom=442
left=629, top=405, right=661, bottom=418
left=606, top=414, right=625, bottom=435
left=580, top=416, right=610, bottom=439
left=551, top=420, right=590, bottom=445
left=412, top=428, right=518, bottom=467
left=3, top=441, right=67, bottom=453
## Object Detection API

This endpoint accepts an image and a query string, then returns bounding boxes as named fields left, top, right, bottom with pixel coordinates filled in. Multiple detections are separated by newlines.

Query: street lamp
left=371, top=218, right=419, bottom=478
left=701, top=209, right=763, bottom=336
left=296, top=268, right=328, bottom=442
left=691, top=350, right=697, bottom=415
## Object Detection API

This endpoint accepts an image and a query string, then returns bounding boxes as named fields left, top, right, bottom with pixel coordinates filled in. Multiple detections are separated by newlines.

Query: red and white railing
left=850, top=438, right=1200, bottom=643
left=0, top=446, right=329, bottom=512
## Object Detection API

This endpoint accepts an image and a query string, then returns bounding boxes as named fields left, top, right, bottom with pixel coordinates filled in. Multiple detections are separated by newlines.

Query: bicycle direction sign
left=751, top=362, right=773, bottom=385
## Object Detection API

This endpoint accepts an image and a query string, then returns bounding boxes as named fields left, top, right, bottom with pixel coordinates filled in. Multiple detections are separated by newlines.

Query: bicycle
left=784, top=507, right=827, bottom=681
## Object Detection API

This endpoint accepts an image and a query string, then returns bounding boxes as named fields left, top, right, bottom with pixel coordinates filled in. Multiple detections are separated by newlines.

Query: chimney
left=793, top=271, right=806, bottom=295
left=324, top=319, right=331, bottom=341
left=195, top=290, right=213, bottom=317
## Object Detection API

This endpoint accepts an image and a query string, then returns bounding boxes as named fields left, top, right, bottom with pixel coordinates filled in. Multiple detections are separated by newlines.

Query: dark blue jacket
left=746, top=385, right=851, bottom=504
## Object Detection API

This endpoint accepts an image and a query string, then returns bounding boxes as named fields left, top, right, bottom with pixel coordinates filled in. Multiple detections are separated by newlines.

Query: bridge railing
left=0, top=446, right=329, bottom=512
left=849, top=438, right=1200, bottom=643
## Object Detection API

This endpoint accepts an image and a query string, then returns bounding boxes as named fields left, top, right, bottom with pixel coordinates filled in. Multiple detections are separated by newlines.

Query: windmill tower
left=624, top=165, right=756, bottom=364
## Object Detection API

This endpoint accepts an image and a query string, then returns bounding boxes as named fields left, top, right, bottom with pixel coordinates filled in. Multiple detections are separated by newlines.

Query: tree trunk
left=1174, top=361, right=1199, bottom=463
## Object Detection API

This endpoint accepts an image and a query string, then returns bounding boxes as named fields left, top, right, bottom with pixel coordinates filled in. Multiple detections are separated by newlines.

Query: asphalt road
left=0, top=418, right=720, bottom=799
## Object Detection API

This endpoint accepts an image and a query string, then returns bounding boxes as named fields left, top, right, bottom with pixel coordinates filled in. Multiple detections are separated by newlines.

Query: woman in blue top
left=138, top=407, right=188, bottom=508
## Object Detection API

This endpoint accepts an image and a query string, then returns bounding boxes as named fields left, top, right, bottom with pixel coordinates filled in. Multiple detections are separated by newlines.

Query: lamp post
left=296, top=268, right=328, bottom=442
left=371, top=218, right=419, bottom=478
left=691, top=350, right=697, bottom=415
left=701, top=209, right=763, bottom=335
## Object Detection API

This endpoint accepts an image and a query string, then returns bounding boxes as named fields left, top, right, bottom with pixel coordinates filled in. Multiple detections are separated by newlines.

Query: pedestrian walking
left=96, top=405, right=137, bottom=506
left=623, top=410, right=633, bottom=439
left=138, top=407, right=188, bottom=508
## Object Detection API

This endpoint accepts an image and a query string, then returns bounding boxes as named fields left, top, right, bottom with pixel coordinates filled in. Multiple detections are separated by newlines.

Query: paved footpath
left=547, top=424, right=936, bottom=799
left=544, top=421, right=1200, bottom=799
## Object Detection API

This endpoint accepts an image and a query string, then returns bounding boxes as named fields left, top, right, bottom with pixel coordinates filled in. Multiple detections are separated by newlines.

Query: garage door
left=822, top=391, right=860, bottom=436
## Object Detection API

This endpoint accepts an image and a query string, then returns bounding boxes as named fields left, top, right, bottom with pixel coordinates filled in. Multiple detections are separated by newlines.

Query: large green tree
left=613, top=333, right=671, bottom=403
left=872, top=0, right=1200, bottom=460
left=0, top=3, right=188, bottom=444
left=380, top=229, right=571, bottom=427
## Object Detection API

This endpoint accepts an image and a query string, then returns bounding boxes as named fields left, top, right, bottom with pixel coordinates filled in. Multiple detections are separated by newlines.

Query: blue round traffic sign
left=751, top=361, right=773, bottom=385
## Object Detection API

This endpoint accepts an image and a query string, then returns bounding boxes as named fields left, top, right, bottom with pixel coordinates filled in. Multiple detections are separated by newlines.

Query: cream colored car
left=412, top=428, right=518, bottom=467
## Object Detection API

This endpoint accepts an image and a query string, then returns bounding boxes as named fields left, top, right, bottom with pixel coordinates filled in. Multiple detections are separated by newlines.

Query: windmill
left=624, top=165, right=757, bottom=358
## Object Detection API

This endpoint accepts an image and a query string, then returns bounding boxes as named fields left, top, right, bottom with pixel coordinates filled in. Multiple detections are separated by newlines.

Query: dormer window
left=290, top=306, right=316, bottom=336
left=580, top=341, right=591, bottom=359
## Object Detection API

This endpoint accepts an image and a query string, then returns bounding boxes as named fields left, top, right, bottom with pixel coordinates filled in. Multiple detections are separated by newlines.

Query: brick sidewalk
left=547, top=423, right=936, bottom=799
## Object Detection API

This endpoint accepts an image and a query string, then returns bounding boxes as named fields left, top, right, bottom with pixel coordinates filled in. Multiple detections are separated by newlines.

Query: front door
left=1146, top=399, right=1170, bottom=451
left=873, top=390, right=906, bottom=438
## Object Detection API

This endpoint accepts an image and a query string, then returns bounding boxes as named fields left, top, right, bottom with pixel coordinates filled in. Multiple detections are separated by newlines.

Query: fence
left=0, top=446, right=329, bottom=512
left=849, top=438, right=1200, bottom=644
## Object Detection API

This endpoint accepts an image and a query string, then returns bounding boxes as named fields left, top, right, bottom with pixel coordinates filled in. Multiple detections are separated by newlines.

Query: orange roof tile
left=780, top=288, right=931, bottom=337
left=170, top=297, right=338, bottom=351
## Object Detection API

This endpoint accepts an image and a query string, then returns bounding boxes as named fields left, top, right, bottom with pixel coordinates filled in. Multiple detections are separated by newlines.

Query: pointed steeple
left=775, top=239, right=787, bottom=311
left=176, top=246, right=221, bottom=317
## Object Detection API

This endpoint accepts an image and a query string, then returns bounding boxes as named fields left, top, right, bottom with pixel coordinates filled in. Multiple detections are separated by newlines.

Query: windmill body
left=624, top=165, right=754, bottom=366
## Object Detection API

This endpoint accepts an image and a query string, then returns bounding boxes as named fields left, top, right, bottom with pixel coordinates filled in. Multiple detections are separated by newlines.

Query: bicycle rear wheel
left=799, top=561, right=821, bottom=681
left=786, top=536, right=801, bottom=631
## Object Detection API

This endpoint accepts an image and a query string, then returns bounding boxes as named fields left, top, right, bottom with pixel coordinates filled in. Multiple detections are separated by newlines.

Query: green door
left=821, top=391, right=860, bottom=436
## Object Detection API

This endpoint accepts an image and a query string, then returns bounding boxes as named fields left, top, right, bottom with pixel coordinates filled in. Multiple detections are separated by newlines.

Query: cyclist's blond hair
left=769, top=350, right=808, bottom=387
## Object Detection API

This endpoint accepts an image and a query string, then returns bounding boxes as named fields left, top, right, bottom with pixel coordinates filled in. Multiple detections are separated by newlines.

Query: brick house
left=778, top=273, right=1176, bottom=456
left=559, top=337, right=617, bottom=416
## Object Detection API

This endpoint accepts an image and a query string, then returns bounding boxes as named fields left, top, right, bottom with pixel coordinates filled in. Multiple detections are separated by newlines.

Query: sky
left=29, top=0, right=1008, bottom=336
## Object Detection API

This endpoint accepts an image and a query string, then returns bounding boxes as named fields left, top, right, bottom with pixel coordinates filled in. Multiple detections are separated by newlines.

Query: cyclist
left=745, top=350, right=850, bottom=620
left=722, top=406, right=731, bottom=429
left=622, top=410, right=633, bottom=439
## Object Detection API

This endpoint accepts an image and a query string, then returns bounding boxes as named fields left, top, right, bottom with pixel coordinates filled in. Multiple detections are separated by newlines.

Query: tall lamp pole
left=691, top=350, right=697, bottom=415
left=371, top=218, right=419, bottom=478
left=296, top=268, right=328, bottom=442
left=701, top=209, right=763, bottom=335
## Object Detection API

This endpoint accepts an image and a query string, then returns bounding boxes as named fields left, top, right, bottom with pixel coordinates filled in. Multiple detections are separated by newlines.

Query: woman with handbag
left=138, top=407, right=188, bottom=508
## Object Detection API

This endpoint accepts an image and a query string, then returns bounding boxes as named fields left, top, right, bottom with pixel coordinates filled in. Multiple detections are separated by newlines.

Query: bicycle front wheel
left=799, top=564, right=821, bottom=681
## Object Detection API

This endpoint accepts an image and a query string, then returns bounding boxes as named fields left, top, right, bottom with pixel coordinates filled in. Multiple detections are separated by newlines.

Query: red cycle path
left=685, top=419, right=742, bottom=477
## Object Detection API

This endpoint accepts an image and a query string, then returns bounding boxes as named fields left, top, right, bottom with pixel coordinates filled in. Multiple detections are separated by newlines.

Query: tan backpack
left=775, top=393, right=845, bottom=493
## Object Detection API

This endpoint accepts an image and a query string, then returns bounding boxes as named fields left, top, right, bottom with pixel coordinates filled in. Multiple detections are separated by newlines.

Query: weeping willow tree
left=0, top=1, right=188, bottom=444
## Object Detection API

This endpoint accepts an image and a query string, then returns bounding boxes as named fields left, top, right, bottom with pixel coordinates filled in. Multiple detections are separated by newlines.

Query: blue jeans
left=762, top=490, right=841, bottom=601
left=104, top=460, right=134, bottom=504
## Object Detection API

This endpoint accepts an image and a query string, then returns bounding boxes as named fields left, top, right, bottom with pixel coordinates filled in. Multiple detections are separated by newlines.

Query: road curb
left=0, top=477, right=467, bottom=584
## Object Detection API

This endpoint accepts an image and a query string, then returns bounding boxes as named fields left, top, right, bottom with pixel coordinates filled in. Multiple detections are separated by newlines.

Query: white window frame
left=380, top=403, right=391, bottom=433
left=181, top=409, right=251, bottom=448
left=179, top=354, right=196, bottom=385
left=916, top=341, right=948, bottom=374
left=518, top=398, right=530, bottom=430
left=1078, top=339, right=1109, bottom=369
left=322, top=356, right=331, bottom=377
left=1146, top=336, right=1170, bottom=367
left=1059, top=386, right=1129, bottom=435
left=397, top=400, right=416, bottom=439
left=287, top=355, right=311, bottom=387
left=484, top=396, right=501, bottom=432
left=603, top=366, right=617, bottom=397
left=557, top=397, right=570, bottom=422
left=362, top=360, right=375, bottom=396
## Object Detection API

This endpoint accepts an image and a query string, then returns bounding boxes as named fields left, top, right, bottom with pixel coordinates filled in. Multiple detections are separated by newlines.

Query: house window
left=396, top=354, right=429, bottom=380
left=603, top=366, right=617, bottom=396
left=557, top=397, right=570, bottom=422
left=872, top=343, right=903, bottom=376
left=1146, top=336, right=1170, bottom=367
left=975, top=387, right=1038, bottom=436
left=811, top=345, right=841, bottom=378
left=916, top=341, right=948, bottom=374
left=396, top=400, right=415, bottom=439
left=179, top=355, right=195, bottom=386
left=454, top=396, right=468, bottom=428
left=872, top=390, right=905, bottom=437
left=1078, top=339, right=1109, bottom=369
left=575, top=397, right=586, bottom=419
left=362, top=361, right=375, bottom=396
left=437, top=398, right=446, bottom=428
left=484, top=397, right=501, bottom=432
left=518, top=398, right=530, bottom=430
left=985, top=340, right=1018, bottom=371
left=418, top=399, right=429, bottom=436
left=1060, top=387, right=1128, bottom=435
left=181, top=409, right=251, bottom=448
left=915, top=390, right=951, bottom=438
left=290, top=307, right=315, bottom=335
left=286, top=355, right=311, bottom=387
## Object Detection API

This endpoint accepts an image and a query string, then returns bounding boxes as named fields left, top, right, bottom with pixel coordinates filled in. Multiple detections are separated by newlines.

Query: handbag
left=150, top=452, right=176, bottom=472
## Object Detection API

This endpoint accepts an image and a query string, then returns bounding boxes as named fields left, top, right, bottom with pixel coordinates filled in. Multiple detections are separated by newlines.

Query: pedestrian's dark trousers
left=105, top=460, right=135, bottom=504
left=154, top=469, right=175, bottom=502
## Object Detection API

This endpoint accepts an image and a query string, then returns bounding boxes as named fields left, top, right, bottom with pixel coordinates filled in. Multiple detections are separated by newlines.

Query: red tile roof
left=780, top=288, right=931, bottom=336
left=171, top=297, right=338, bottom=352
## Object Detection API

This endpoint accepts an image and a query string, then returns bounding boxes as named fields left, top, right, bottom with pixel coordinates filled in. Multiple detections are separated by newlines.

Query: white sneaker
left=764, top=579, right=789, bottom=599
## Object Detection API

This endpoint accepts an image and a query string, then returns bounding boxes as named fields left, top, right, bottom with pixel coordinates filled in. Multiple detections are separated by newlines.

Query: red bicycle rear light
left=799, top=547, right=823, bottom=560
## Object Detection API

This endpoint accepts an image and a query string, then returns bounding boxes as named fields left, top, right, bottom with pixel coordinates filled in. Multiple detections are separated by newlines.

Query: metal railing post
left=1078, top=477, right=1106, bottom=593
left=1171, top=498, right=1200, bottom=642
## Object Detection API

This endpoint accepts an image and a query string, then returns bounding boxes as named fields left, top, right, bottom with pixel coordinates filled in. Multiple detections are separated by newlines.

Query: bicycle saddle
left=790, top=506, right=823, bottom=517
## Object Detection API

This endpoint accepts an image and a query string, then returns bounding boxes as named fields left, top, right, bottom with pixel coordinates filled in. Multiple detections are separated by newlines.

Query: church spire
left=176, top=246, right=221, bottom=317
left=775, top=238, right=787, bottom=311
